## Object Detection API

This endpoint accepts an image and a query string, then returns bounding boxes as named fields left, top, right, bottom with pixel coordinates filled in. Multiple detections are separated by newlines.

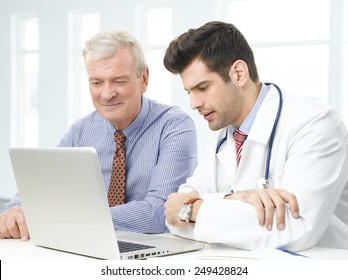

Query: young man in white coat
left=163, top=21, right=348, bottom=251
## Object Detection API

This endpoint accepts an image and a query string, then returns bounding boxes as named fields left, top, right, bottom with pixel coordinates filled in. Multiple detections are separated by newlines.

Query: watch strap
left=184, top=197, right=201, bottom=223
left=184, top=197, right=201, bottom=205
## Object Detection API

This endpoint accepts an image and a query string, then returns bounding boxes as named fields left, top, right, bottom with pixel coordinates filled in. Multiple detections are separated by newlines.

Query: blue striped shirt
left=5, top=96, right=197, bottom=233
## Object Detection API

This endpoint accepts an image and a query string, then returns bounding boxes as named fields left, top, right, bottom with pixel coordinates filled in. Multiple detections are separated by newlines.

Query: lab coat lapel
left=217, top=86, right=281, bottom=189
left=247, top=85, right=280, bottom=145
left=216, top=126, right=238, bottom=183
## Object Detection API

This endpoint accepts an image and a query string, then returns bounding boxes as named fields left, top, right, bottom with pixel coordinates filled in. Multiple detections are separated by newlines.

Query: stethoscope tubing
left=215, top=82, right=283, bottom=183
left=264, top=82, right=283, bottom=181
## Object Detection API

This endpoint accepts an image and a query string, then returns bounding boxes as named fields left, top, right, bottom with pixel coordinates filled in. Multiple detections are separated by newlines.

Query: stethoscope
left=215, top=82, right=283, bottom=189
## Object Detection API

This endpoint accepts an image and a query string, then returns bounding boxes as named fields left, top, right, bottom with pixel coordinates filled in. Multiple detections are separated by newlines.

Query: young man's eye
left=199, top=85, right=208, bottom=91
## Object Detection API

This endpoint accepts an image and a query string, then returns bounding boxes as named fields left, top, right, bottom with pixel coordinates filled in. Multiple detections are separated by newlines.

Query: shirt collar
left=108, top=95, right=149, bottom=142
left=236, top=83, right=270, bottom=135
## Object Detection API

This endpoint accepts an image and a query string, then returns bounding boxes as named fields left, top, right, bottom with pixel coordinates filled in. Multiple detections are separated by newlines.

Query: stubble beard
left=207, top=112, right=232, bottom=131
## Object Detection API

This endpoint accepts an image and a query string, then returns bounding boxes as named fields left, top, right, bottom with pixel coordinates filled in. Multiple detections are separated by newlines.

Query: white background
left=0, top=0, right=347, bottom=200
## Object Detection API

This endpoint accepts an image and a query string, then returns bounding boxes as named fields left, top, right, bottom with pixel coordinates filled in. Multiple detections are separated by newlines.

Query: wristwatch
left=178, top=198, right=201, bottom=223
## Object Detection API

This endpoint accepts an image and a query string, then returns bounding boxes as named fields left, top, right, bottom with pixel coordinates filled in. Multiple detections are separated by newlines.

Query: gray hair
left=83, top=30, right=148, bottom=78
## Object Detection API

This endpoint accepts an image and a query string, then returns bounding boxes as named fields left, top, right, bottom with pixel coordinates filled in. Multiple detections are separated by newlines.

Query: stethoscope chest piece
left=257, top=177, right=269, bottom=190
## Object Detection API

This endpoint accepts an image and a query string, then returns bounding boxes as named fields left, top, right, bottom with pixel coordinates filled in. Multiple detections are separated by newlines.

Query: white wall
left=0, top=0, right=137, bottom=199
left=0, top=1, right=13, bottom=200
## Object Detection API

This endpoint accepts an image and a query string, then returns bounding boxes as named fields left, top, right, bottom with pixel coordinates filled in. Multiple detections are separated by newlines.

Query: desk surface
left=1, top=238, right=348, bottom=260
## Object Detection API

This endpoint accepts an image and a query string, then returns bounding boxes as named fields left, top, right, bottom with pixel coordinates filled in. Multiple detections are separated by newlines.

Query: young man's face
left=86, top=47, right=148, bottom=130
left=180, top=58, right=245, bottom=130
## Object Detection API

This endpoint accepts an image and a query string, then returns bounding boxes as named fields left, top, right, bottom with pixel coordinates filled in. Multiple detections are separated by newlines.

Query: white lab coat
left=168, top=85, right=348, bottom=251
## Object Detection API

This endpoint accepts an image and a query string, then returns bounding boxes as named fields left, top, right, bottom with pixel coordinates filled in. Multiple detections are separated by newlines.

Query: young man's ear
left=228, top=60, right=249, bottom=87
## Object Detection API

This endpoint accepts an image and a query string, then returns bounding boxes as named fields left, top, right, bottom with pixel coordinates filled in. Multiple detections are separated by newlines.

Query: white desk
left=1, top=238, right=348, bottom=260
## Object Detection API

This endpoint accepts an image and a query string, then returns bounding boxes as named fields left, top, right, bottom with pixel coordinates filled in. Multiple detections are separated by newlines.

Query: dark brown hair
left=163, top=21, right=259, bottom=83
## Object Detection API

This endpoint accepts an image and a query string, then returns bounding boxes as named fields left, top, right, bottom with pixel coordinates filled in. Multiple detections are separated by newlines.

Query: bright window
left=342, top=0, right=348, bottom=125
left=67, top=12, right=100, bottom=125
left=228, top=0, right=329, bottom=42
left=227, top=0, right=331, bottom=103
left=139, top=6, right=173, bottom=105
left=79, top=13, right=100, bottom=117
left=11, top=16, right=39, bottom=147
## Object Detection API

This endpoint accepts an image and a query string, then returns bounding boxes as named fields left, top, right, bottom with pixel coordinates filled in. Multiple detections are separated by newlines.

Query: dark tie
left=234, top=129, right=248, bottom=163
left=107, top=131, right=126, bottom=207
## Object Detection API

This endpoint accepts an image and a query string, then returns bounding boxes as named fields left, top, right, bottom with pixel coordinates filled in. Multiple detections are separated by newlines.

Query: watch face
left=179, top=204, right=190, bottom=221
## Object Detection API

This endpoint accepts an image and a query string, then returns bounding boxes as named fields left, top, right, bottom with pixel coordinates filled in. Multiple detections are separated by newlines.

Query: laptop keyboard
left=117, top=240, right=156, bottom=253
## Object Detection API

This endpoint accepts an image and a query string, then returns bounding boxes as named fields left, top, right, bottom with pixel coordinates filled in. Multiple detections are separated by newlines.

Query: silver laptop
left=9, top=147, right=204, bottom=260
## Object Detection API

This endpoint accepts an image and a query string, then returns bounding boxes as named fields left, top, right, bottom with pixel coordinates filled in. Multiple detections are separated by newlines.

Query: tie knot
left=234, top=129, right=247, bottom=144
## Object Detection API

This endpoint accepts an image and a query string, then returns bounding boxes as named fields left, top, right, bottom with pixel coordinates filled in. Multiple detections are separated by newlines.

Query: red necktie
left=107, top=131, right=126, bottom=207
left=234, top=129, right=248, bottom=163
